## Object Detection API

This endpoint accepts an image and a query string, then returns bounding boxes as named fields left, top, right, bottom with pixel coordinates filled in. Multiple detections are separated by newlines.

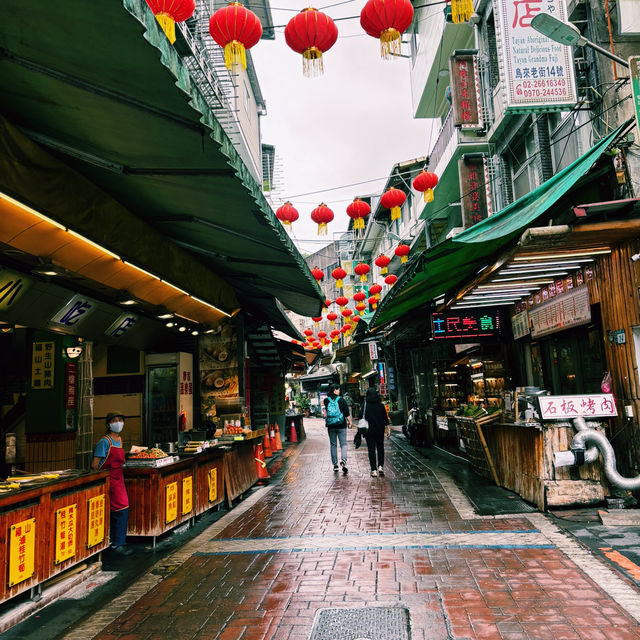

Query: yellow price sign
left=31, top=341, right=55, bottom=390
left=87, top=495, right=105, bottom=548
left=208, top=468, right=217, bottom=502
left=182, top=476, right=193, bottom=515
left=55, top=504, right=77, bottom=564
left=9, top=518, right=36, bottom=587
left=166, top=482, right=178, bottom=523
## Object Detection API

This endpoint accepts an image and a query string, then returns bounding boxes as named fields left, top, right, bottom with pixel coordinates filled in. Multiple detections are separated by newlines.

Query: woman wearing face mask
left=91, top=412, right=131, bottom=554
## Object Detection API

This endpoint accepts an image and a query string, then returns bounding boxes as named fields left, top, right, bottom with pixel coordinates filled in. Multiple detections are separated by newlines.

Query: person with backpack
left=323, top=383, right=352, bottom=473
left=360, top=387, right=390, bottom=477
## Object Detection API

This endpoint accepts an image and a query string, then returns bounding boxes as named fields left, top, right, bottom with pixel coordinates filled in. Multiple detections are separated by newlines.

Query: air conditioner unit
left=446, top=227, right=464, bottom=239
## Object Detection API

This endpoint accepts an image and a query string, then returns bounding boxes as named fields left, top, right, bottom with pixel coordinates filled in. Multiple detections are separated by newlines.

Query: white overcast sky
left=251, top=0, right=436, bottom=255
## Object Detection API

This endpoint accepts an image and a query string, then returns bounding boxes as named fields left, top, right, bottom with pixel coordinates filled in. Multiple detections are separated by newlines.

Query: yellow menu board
left=166, top=482, right=178, bottom=523
left=87, top=495, right=105, bottom=548
left=55, top=504, right=77, bottom=564
left=208, top=468, right=218, bottom=502
left=31, top=341, right=55, bottom=390
left=9, top=518, right=36, bottom=587
left=182, top=476, right=193, bottom=515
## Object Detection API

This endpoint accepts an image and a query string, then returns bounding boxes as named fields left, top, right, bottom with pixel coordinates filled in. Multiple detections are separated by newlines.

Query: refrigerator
left=145, top=352, right=194, bottom=446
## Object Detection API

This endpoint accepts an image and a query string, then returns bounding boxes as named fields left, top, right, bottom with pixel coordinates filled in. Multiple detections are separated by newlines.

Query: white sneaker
left=370, top=470, right=378, bottom=477
left=378, top=466, right=385, bottom=476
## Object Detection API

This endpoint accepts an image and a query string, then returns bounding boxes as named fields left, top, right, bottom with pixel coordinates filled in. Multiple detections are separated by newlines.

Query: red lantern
left=325, top=298, right=332, bottom=308
left=369, top=283, right=382, bottom=299
left=375, top=254, right=391, bottom=275
left=385, top=274, right=398, bottom=286
left=346, top=198, right=371, bottom=231
left=332, top=267, right=347, bottom=289
left=360, top=0, right=414, bottom=59
left=209, top=2, right=263, bottom=70
left=285, top=8, right=338, bottom=77
left=351, top=315, right=361, bottom=324
left=356, top=302, right=367, bottom=315
left=327, top=311, right=338, bottom=326
left=395, top=244, right=410, bottom=264
left=330, top=329, right=340, bottom=343
left=340, top=325, right=349, bottom=335
left=447, top=0, right=474, bottom=24
left=336, top=295, right=349, bottom=310
left=353, top=291, right=366, bottom=303
left=311, top=267, right=324, bottom=283
left=276, top=201, right=299, bottom=226
left=343, top=323, right=352, bottom=333
left=354, top=263, right=370, bottom=283
left=341, top=308, right=353, bottom=320
left=413, top=170, right=439, bottom=203
left=380, top=187, right=406, bottom=221
left=145, top=0, right=195, bottom=44
left=303, top=329, right=314, bottom=338
left=311, top=203, right=334, bottom=235
left=317, top=331, right=327, bottom=344
left=368, top=295, right=378, bottom=310
left=312, top=316, right=322, bottom=328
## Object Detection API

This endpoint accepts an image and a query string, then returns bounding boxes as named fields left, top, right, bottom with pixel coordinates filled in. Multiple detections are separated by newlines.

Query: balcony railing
left=427, top=108, right=456, bottom=173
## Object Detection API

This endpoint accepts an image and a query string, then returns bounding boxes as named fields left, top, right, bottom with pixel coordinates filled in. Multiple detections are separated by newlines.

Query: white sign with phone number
left=539, top=394, right=617, bottom=419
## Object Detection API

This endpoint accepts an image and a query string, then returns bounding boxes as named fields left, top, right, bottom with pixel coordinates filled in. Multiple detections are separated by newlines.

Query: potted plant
left=295, top=394, right=311, bottom=417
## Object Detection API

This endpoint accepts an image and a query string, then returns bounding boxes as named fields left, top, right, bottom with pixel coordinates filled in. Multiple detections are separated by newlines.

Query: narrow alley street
left=29, top=419, right=640, bottom=640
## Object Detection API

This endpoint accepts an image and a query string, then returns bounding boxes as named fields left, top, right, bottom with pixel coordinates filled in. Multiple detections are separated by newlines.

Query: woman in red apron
left=91, top=411, right=131, bottom=554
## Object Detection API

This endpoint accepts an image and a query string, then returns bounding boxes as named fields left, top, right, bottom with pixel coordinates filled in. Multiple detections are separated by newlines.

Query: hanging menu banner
left=511, top=309, right=530, bottom=339
left=450, top=52, right=483, bottom=130
left=529, top=286, right=590, bottom=338
left=494, top=0, right=578, bottom=112
left=459, top=155, right=492, bottom=227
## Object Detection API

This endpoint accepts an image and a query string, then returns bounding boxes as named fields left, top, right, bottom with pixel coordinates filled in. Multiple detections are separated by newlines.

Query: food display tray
left=125, top=455, right=179, bottom=468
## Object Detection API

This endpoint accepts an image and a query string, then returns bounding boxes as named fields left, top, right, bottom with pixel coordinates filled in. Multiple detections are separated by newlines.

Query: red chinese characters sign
left=459, top=155, right=492, bottom=227
left=539, top=394, right=617, bottom=419
left=450, top=52, right=483, bottom=130
left=65, top=362, right=77, bottom=409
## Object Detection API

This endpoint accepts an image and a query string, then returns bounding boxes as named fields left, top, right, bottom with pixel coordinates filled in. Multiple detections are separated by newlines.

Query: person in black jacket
left=323, top=383, right=352, bottom=473
left=362, top=387, right=390, bottom=477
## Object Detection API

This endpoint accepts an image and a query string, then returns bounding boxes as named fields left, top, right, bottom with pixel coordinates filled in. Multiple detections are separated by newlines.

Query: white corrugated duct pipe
left=554, top=417, right=640, bottom=491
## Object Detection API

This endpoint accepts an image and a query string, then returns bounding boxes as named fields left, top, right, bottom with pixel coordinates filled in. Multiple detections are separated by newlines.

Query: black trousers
left=366, top=428, right=385, bottom=470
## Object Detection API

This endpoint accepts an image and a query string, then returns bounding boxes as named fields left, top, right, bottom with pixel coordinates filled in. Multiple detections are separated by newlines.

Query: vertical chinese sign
left=208, top=468, right=218, bottom=502
left=182, top=476, right=193, bottom=515
left=87, top=495, right=105, bottom=548
left=450, top=52, right=483, bottom=130
left=55, top=504, right=76, bottom=564
left=494, top=0, right=578, bottom=111
left=9, top=518, right=36, bottom=587
left=459, top=155, right=492, bottom=228
left=166, top=482, right=178, bottom=523
left=32, top=341, right=55, bottom=390
left=65, top=362, right=77, bottom=409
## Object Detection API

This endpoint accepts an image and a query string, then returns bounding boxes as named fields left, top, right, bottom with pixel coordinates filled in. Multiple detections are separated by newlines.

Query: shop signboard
left=511, top=309, right=530, bottom=339
left=9, top=518, right=36, bottom=587
left=51, top=294, right=97, bottom=328
left=459, top=155, right=492, bottom=228
left=432, top=309, right=500, bottom=339
left=0, top=268, right=33, bottom=310
left=182, top=476, right=193, bottom=515
left=436, top=415, right=449, bottom=431
left=55, top=504, right=76, bottom=564
left=65, top=362, right=77, bottom=409
left=494, top=0, right=578, bottom=112
left=166, top=482, right=178, bottom=523
left=631, top=56, right=640, bottom=134
left=31, top=341, right=55, bottom=390
left=368, top=341, right=379, bottom=361
left=529, top=286, right=590, bottom=338
left=208, top=468, right=218, bottom=502
left=449, top=51, right=483, bottom=130
left=105, top=313, right=137, bottom=338
left=87, top=495, right=105, bottom=548
left=539, top=393, right=617, bottom=419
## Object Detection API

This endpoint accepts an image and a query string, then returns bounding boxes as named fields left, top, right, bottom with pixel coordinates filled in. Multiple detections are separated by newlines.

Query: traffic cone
left=273, top=425, right=283, bottom=451
left=263, top=434, right=273, bottom=458
left=269, top=424, right=278, bottom=451
left=254, top=444, right=270, bottom=480
left=289, top=420, right=298, bottom=443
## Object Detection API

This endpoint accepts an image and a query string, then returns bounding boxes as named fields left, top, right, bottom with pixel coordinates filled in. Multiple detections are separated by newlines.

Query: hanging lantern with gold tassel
left=209, top=2, right=263, bottom=70
left=285, top=8, right=338, bottom=77
left=448, top=0, right=474, bottom=24
left=145, top=0, right=195, bottom=44
left=360, top=0, right=414, bottom=59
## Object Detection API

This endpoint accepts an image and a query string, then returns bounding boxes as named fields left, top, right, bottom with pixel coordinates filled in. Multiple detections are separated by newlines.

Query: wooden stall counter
left=0, top=470, right=110, bottom=605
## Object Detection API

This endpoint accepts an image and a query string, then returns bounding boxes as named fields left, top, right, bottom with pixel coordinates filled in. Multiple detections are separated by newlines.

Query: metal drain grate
left=308, top=607, right=410, bottom=640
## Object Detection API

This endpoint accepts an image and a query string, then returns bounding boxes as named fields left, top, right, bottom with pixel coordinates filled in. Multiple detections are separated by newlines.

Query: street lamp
left=530, top=13, right=629, bottom=68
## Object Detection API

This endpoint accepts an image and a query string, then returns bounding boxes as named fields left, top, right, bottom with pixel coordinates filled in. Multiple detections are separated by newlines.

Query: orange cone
left=273, top=425, right=283, bottom=451
left=269, top=424, right=277, bottom=451
left=289, top=420, right=298, bottom=443
left=254, top=444, right=270, bottom=480
left=263, top=434, right=273, bottom=458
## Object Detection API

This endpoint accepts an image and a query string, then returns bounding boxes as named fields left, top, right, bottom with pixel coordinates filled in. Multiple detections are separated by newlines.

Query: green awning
left=372, top=124, right=625, bottom=328
left=0, top=0, right=323, bottom=319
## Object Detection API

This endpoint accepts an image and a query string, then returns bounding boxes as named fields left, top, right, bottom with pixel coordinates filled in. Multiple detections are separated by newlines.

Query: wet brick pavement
left=55, top=419, right=640, bottom=640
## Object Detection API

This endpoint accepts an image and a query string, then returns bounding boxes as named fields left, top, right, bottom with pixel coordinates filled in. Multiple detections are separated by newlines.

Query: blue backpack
left=326, top=397, right=344, bottom=426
